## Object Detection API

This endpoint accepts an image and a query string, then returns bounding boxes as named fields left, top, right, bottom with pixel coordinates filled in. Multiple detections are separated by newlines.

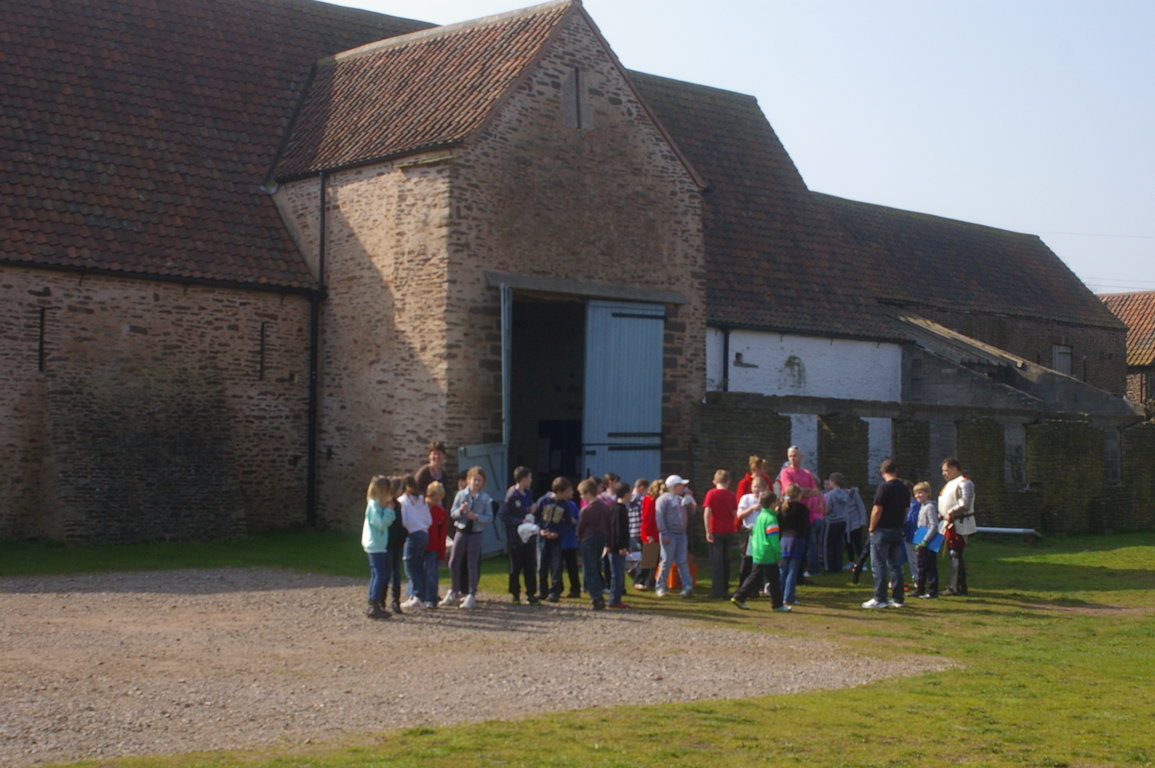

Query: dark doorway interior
left=508, top=296, right=584, bottom=499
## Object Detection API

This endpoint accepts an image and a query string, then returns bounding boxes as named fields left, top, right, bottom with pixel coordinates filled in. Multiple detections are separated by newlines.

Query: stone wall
left=691, top=392, right=1155, bottom=534
left=0, top=266, right=310, bottom=542
left=447, top=11, right=706, bottom=471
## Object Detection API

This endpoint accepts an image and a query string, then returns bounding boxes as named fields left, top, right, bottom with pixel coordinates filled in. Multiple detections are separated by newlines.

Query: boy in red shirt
left=703, top=469, right=739, bottom=599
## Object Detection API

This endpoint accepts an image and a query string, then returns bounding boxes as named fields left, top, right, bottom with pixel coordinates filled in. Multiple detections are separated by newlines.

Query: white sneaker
left=438, top=592, right=458, bottom=608
left=654, top=588, right=667, bottom=598
left=460, top=594, right=477, bottom=609
left=401, top=596, right=421, bottom=609
left=861, top=598, right=887, bottom=609
left=886, top=600, right=905, bottom=608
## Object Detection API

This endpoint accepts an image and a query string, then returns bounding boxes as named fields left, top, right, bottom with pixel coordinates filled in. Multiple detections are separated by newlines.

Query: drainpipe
left=721, top=327, right=731, bottom=393
left=305, top=172, right=327, bottom=527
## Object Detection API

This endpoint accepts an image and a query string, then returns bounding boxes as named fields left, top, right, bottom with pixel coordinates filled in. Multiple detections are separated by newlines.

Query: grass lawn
left=4, top=529, right=1153, bottom=768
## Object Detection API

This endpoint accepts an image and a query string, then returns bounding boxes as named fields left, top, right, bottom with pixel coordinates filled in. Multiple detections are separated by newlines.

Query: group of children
left=361, top=451, right=969, bottom=618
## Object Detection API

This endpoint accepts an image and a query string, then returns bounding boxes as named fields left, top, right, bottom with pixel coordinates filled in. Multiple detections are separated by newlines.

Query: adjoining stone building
left=1101, top=291, right=1155, bottom=409
left=2, top=0, right=1150, bottom=542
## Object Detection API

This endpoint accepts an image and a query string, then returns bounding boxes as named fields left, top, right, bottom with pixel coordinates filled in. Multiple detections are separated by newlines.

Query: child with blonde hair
left=443, top=465, right=493, bottom=609
left=362, top=475, right=400, bottom=620
left=424, top=481, right=449, bottom=607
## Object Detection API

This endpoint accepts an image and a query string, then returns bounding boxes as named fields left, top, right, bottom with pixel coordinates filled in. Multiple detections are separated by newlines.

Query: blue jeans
left=870, top=527, right=906, bottom=604
left=403, top=530, right=428, bottom=603
left=656, top=532, right=692, bottom=592
left=780, top=556, right=803, bottom=604
left=423, top=549, right=440, bottom=604
left=367, top=551, right=391, bottom=602
left=608, top=550, right=626, bottom=605
left=581, top=534, right=607, bottom=604
left=807, top=518, right=826, bottom=573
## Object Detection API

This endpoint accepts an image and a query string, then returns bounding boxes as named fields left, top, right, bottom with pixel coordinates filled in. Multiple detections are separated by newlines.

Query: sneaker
left=730, top=596, right=749, bottom=610
left=527, top=595, right=541, bottom=605
left=592, top=600, right=606, bottom=611
left=438, top=593, right=458, bottom=608
left=861, top=598, right=887, bottom=609
left=887, top=600, right=905, bottom=608
left=546, top=593, right=560, bottom=603
left=460, top=594, right=476, bottom=609
left=422, top=601, right=435, bottom=609
left=681, top=589, right=693, bottom=599
left=401, top=596, right=421, bottom=609
left=634, top=583, right=648, bottom=591
left=654, top=588, right=667, bottom=598
left=918, top=594, right=938, bottom=600
left=773, top=605, right=793, bottom=612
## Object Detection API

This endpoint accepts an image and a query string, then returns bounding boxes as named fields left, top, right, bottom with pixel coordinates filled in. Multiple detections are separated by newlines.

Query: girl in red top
left=735, top=456, right=772, bottom=498
left=424, top=481, right=449, bottom=608
left=633, top=478, right=664, bottom=590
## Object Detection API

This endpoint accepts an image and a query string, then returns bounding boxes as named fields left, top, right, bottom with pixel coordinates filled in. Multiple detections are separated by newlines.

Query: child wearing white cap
left=653, top=474, right=696, bottom=597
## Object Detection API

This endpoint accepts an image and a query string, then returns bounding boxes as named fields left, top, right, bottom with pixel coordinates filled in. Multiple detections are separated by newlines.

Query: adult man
left=777, top=446, right=827, bottom=575
left=654, top=474, right=697, bottom=598
left=938, top=457, right=977, bottom=596
left=862, top=458, right=910, bottom=609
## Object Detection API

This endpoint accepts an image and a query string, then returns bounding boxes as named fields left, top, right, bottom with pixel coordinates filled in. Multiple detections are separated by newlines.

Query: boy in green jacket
left=730, top=492, right=790, bottom=611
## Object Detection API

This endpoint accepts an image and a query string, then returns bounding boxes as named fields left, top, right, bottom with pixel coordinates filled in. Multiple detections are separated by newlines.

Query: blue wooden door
left=581, top=300, right=664, bottom=483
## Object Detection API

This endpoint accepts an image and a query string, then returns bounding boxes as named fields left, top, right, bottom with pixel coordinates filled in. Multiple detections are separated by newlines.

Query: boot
left=366, top=600, right=391, bottom=620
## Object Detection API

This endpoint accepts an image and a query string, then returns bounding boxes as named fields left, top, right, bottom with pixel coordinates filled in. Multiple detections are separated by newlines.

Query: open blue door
left=581, top=300, right=664, bottom=482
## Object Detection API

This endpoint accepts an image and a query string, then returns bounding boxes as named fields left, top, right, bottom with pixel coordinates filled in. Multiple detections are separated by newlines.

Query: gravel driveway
left=1, top=568, right=951, bottom=766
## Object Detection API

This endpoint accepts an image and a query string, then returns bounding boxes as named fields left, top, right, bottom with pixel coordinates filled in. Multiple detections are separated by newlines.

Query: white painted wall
left=706, top=328, right=902, bottom=401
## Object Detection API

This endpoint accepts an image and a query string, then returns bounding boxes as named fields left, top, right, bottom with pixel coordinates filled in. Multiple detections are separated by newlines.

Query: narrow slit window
left=258, top=322, right=268, bottom=381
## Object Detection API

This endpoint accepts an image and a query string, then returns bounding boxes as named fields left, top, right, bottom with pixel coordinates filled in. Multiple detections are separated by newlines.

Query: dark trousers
left=388, top=526, right=408, bottom=603
left=734, top=562, right=783, bottom=608
left=538, top=538, right=563, bottom=598
left=507, top=539, right=538, bottom=598
left=916, top=546, right=939, bottom=597
left=580, top=534, right=607, bottom=606
left=949, top=546, right=968, bottom=594
left=846, top=527, right=866, bottom=566
left=708, top=533, right=734, bottom=598
left=562, top=548, right=581, bottom=596
left=822, top=521, right=847, bottom=573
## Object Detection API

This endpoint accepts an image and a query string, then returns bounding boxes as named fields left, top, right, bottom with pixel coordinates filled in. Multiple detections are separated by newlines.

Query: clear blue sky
left=328, top=0, right=1155, bottom=295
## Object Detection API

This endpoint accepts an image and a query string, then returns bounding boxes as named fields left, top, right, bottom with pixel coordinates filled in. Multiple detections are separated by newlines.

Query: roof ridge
left=815, top=191, right=1043, bottom=241
left=330, top=0, right=573, bottom=63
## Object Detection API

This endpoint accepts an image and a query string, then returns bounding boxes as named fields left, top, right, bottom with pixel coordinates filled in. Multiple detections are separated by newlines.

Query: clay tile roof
left=1100, top=291, right=1155, bottom=367
left=274, top=2, right=572, bottom=180
left=815, top=194, right=1125, bottom=331
left=1, top=0, right=431, bottom=290
left=629, top=72, right=900, bottom=341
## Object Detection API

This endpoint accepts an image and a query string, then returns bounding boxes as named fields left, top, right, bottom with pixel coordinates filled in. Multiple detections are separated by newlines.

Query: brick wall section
left=691, top=397, right=1155, bottom=533
left=818, top=414, right=869, bottom=490
left=0, top=266, right=310, bottom=542
left=276, top=163, right=455, bottom=530
left=893, top=419, right=931, bottom=488
left=1025, top=421, right=1105, bottom=532
left=449, top=13, right=706, bottom=471
left=690, top=393, right=792, bottom=493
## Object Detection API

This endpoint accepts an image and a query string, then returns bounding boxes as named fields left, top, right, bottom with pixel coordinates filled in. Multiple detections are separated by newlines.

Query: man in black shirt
left=863, top=458, right=910, bottom=609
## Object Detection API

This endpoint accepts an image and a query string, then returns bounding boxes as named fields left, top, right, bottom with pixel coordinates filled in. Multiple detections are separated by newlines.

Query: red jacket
left=426, top=504, right=449, bottom=558
left=640, top=496, right=659, bottom=543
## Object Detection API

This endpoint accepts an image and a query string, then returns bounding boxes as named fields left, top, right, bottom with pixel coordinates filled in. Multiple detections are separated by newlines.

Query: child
left=821, top=473, right=851, bottom=574
left=777, top=483, right=810, bottom=607
left=362, top=475, right=399, bottom=620
left=399, top=475, right=432, bottom=610
left=500, top=466, right=538, bottom=604
left=703, top=469, right=738, bottom=599
left=424, top=481, right=449, bottom=608
left=735, top=475, right=767, bottom=589
left=442, top=465, right=493, bottom=609
left=626, top=478, right=647, bottom=585
left=633, top=478, right=663, bottom=591
left=386, top=484, right=408, bottom=615
left=912, top=481, right=940, bottom=599
left=575, top=477, right=612, bottom=610
left=730, top=491, right=789, bottom=611
left=844, top=485, right=869, bottom=568
left=535, top=476, right=576, bottom=602
left=606, top=481, right=632, bottom=609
